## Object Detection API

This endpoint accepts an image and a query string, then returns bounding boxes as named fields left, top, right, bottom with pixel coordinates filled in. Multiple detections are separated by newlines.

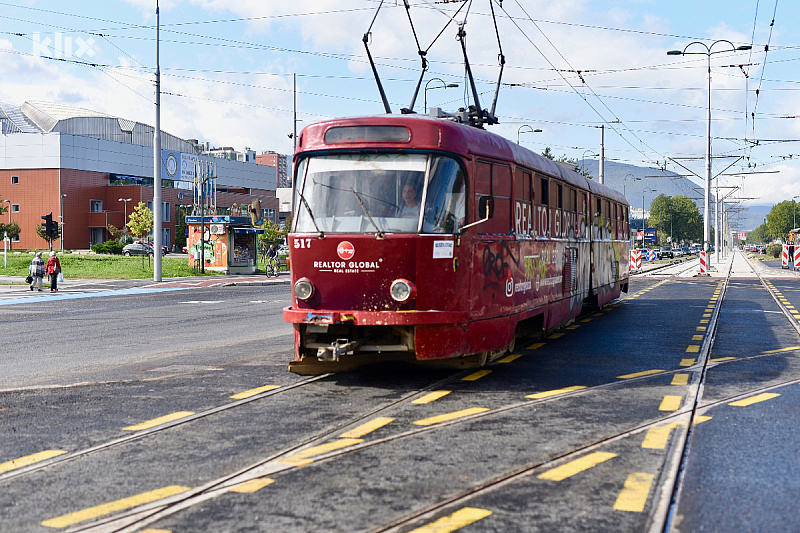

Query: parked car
left=672, top=247, right=683, bottom=258
left=656, top=246, right=674, bottom=260
left=680, top=246, right=691, bottom=257
left=122, top=241, right=154, bottom=256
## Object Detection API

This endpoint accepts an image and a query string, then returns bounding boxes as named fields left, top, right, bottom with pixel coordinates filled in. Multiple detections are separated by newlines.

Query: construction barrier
left=782, top=245, right=789, bottom=269
left=795, top=247, right=800, bottom=270
left=630, top=249, right=642, bottom=270
left=699, top=251, right=707, bottom=274
left=647, top=249, right=656, bottom=262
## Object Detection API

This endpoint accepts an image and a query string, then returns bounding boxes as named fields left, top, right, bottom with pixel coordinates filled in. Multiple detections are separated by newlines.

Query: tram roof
left=297, top=115, right=627, bottom=205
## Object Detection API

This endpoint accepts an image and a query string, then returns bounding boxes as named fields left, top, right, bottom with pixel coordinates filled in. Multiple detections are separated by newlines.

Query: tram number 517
left=294, top=238, right=312, bottom=249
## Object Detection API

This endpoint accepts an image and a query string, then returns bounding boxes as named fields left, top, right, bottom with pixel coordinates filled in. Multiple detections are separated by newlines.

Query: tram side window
left=513, top=169, right=533, bottom=236
left=535, top=175, right=549, bottom=238
left=422, top=156, right=466, bottom=234
left=578, top=191, right=588, bottom=239
left=550, top=180, right=563, bottom=238
left=484, top=163, right=512, bottom=234
left=565, top=187, right=577, bottom=237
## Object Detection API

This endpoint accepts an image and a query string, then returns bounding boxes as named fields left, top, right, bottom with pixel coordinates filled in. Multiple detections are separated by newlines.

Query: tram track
left=16, top=267, right=800, bottom=532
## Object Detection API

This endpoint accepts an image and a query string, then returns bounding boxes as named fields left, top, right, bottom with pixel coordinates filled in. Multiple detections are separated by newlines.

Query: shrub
left=91, top=241, right=125, bottom=255
left=768, top=244, right=782, bottom=258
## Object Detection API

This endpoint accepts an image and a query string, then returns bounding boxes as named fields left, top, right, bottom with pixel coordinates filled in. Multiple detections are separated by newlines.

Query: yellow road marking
left=787, top=306, right=795, bottom=309
left=41, top=485, right=190, bottom=528
left=526, top=386, right=586, bottom=399
left=685, top=345, right=700, bottom=353
left=702, top=313, right=712, bottom=318
left=729, top=393, right=780, bottom=407
left=696, top=326, right=707, bottom=332
left=498, top=353, right=523, bottom=363
left=659, top=395, right=682, bottom=411
left=0, top=450, right=67, bottom=475
left=613, top=473, right=655, bottom=512
left=407, top=507, right=493, bottom=533
left=642, top=424, right=677, bottom=449
left=617, top=369, right=664, bottom=379
left=462, top=370, right=491, bottom=381
left=230, top=385, right=281, bottom=399
left=413, top=391, right=452, bottom=404
left=566, top=325, right=580, bottom=330
left=548, top=333, right=565, bottom=339
left=581, top=318, right=593, bottom=323
left=700, top=319, right=709, bottom=324
left=671, top=374, right=689, bottom=386
left=413, top=408, right=489, bottom=426
left=278, top=439, right=364, bottom=465
left=339, top=417, right=394, bottom=439
left=538, top=451, right=617, bottom=481
left=709, top=357, right=736, bottom=363
left=691, top=335, right=703, bottom=341
left=762, top=346, right=800, bottom=354
left=593, top=313, right=604, bottom=317
left=230, top=478, right=274, bottom=493
left=528, top=342, right=546, bottom=350
left=693, top=415, right=712, bottom=424
left=123, top=412, right=195, bottom=431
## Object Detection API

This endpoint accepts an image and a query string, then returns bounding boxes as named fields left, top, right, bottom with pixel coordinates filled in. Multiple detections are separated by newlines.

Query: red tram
left=283, top=115, right=629, bottom=374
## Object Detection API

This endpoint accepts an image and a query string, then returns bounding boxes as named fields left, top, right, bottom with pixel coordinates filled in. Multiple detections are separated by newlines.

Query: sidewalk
left=0, top=272, right=290, bottom=296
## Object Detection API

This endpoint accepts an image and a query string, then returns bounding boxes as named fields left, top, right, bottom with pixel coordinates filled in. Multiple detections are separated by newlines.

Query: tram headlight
left=390, top=279, right=417, bottom=303
left=294, top=278, right=315, bottom=301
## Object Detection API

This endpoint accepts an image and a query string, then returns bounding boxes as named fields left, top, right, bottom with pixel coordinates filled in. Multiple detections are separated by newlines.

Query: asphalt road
left=1, top=256, right=800, bottom=532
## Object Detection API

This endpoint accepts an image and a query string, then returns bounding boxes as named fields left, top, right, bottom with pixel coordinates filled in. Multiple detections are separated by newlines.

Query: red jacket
left=46, top=256, right=61, bottom=275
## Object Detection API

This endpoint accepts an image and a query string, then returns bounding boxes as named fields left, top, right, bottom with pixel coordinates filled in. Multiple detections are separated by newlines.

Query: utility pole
left=152, top=0, right=163, bottom=282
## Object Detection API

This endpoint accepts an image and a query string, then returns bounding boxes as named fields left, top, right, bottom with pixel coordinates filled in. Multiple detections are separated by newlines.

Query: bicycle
left=266, top=256, right=279, bottom=277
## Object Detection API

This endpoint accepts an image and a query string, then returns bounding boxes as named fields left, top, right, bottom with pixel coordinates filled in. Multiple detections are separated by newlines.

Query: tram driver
left=397, top=181, right=421, bottom=218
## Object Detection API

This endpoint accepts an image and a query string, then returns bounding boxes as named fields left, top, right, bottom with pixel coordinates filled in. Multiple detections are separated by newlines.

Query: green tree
left=766, top=200, right=796, bottom=241
left=127, top=202, right=154, bottom=241
left=0, top=198, right=21, bottom=242
left=257, top=220, right=287, bottom=249
left=647, top=194, right=703, bottom=246
left=747, top=222, right=771, bottom=244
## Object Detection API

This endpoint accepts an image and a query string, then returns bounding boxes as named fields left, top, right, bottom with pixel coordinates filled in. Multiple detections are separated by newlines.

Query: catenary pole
left=152, top=0, right=162, bottom=281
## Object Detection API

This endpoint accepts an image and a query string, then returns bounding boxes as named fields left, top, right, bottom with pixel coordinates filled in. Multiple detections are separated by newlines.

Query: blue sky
left=1, top=0, right=798, bottom=208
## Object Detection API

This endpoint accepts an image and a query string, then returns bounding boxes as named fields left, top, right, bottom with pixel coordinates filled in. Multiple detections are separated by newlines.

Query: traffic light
left=41, top=213, right=53, bottom=237
left=48, top=218, right=59, bottom=238
left=40, top=213, right=58, bottom=238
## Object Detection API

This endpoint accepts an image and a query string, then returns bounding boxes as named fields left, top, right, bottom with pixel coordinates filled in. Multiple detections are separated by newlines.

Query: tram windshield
left=293, top=152, right=466, bottom=234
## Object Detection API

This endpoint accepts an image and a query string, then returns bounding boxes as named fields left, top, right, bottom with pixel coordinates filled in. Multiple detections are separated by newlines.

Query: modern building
left=0, top=101, right=278, bottom=250
left=256, top=151, right=290, bottom=188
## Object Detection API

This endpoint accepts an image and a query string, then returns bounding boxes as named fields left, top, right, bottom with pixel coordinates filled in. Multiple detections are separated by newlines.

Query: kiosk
left=186, top=215, right=265, bottom=274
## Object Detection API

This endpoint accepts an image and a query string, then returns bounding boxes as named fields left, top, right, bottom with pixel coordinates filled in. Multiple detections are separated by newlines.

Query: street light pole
left=119, top=198, right=132, bottom=234
left=517, top=125, right=542, bottom=144
left=668, top=40, right=751, bottom=264
left=60, top=194, right=67, bottom=251
left=424, top=78, right=458, bottom=114
left=581, top=150, right=597, bottom=176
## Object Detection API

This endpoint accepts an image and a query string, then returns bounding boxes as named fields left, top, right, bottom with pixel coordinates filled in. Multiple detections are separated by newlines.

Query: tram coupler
left=318, top=338, right=362, bottom=362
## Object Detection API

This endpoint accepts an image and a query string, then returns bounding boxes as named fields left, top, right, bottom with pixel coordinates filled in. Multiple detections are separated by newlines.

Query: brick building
left=0, top=101, right=278, bottom=250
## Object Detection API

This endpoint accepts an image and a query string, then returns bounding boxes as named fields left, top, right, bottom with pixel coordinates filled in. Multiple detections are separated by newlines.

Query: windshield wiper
left=350, top=187, right=384, bottom=238
left=299, top=193, right=324, bottom=238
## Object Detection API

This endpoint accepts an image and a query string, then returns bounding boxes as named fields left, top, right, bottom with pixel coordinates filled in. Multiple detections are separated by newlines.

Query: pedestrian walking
left=46, top=251, right=61, bottom=292
left=29, top=252, right=45, bottom=291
